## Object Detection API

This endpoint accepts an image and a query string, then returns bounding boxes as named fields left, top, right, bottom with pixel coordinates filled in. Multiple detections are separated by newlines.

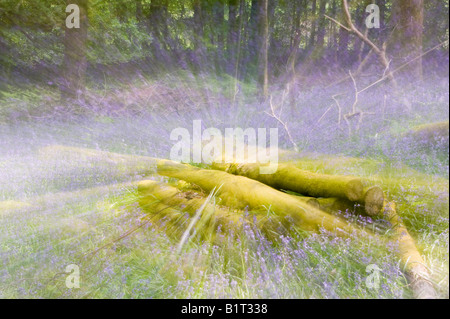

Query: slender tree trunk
left=289, top=1, right=298, bottom=49
left=61, top=0, right=88, bottom=100
left=213, top=0, right=225, bottom=74
left=136, top=0, right=143, bottom=22
left=245, top=0, right=260, bottom=78
left=258, top=0, right=269, bottom=101
left=312, top=0, right=327, bottom=60
left=308, top=0, right=317, bottom=51
left=193, top=0, right=204, bottom=72
left=287, top=0, right=302, bottom=80
left=234, top=0, right=245, bottom=82
left=193, top=0, right=203, bottom=50
left=338, top=3, right=350, bottom=66
left=227, top=0, right=239, bottom=74
left=352, top=0, right=373, bottom=65
left=148, top=0, right=172, bottom=68
left=330, top=0, right=338, bottom=62
left=377, top=0, right=387, bottom=43
left=389, top=0, right=424, bottom=80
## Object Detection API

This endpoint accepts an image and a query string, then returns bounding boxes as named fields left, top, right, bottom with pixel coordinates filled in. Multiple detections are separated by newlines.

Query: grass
left=0, top=73, right=448, bottom=299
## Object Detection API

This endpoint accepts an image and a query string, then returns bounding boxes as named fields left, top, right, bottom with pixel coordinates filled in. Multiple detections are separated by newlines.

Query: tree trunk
left=136, top=0, right=143, bottom=22
left=311, top=0, right=327, bottom=60
left=61, top=0, right=88, bottom=101
left=227, top=0, right=239, bottom=74
left=338, top=5, right=350, bottom=65
left=235, top=0, right=245, bottom=78
left=330, top=0, right=338, bottom=62
left=307, top=0, right=317, bottom=51
left=211, top=162, right=365, bottom=202
left=389, top=0, right=424, bottom=80
left=148, top=0, right=171, bottom=67
left=213, top=0, right=225, bottom=74
left=193, top=0, right=204, bottom=72
left=244, top=0, right=260, bottom=78
left=258, top=0, right=269, bottom=101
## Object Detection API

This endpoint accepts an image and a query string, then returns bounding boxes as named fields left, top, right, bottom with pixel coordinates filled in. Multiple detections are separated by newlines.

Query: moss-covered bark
left=382, top=201, right=437, bottom=299
left=360, top=186, right=385, bottom=216
left=157, top=160, right=369, bottom=237
left=407, top=121, right=450, bottom=149
left=213, top=162, right=386, bottom=216
left=290, top=196, right=321, bottom=209
left=156, top=160, right=435, bottom=298
left=316, top=197, right=356, bottom=215
left=137, top=180, right=287, bottom=241
left=212, top=162, right=364, bottom=202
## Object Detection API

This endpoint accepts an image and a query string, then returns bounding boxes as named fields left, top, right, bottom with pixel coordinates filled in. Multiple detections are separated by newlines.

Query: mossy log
left=382, top=201, right=437, bottom=299
left=139, top=199, right=192, bottom=238
left=315, top=195, right=386, bottom=218
left=315, top=197, right=357, bottom=214
left=291, top=196, right=321, bottom=209
left=213, top=162, right=386, bottom=216
left=157, top=160, right=369, bottom=237
left=157, top=161, right=434, bottom=298
left=37, top=146, right=435, bottom=298
left=212, top=162, right=364, bottom=202
left=408, top=121, right=449, bottom=147
left=360, top=186, right=385, bottom=216
left=137, top=180, right=287, bottom=241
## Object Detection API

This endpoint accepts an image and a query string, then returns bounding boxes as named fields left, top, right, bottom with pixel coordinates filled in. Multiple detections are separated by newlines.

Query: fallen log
left=292, top=196, right=321, bottom=209
left=316, top=197, right=356, bottom=214
left=139, top=200, right=193, bottom=239
left=212, top=162, right=364, bottom=202
left=157, top=160, right=368, bottom=237
left=158, top=161, right=435, bottom=298
left=406, top=121, right=449, bottom=148
left=360, top=186, right=385, bottom=216
left=137, top=180, right=287, bottom=241
left=213, top=162, right=386, bottom=216
left=39, top=146, right=385, bottom=216
left=382, top=201, right=437, bottom=299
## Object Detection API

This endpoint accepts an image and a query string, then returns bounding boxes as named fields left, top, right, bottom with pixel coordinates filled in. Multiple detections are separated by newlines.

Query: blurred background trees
left=0, top=0, right=448, bottom=99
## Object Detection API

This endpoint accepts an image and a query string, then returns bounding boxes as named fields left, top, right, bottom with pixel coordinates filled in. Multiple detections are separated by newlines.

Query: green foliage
left=0, top=0, right=447, bottom=75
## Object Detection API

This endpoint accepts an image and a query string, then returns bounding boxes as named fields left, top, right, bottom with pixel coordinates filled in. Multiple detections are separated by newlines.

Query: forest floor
left=0, top=72, right=448, bottom=298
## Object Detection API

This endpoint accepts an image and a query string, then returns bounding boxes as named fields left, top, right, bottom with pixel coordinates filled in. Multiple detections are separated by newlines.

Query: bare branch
left=265, top=95, right=300, bottom=152
left=358, top=40, right=449, bottom=94
left=324, top=14, right=351, bottom=32
left=348, top=71, right=359, bottom=114
left=325, top=0, right=401, bottom=103
left=331, top=94, right=343, bottom=127
left=317, top=105, right=333, bottom=124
